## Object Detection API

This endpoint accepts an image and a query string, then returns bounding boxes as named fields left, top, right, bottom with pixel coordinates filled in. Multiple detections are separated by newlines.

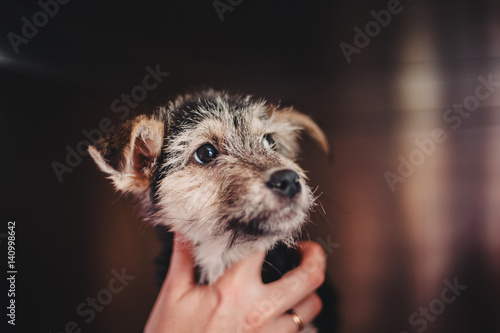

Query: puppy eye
left=194, top=144, right=219, bottom=164
left=263, top=134, right=275, bottom=150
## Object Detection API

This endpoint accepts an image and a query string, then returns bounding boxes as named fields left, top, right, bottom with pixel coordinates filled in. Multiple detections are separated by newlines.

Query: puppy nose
left=267, top=169, right=301, bottom=198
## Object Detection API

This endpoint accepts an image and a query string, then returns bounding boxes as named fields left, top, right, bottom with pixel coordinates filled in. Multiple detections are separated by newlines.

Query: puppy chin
left=265, top=207, right=308, bottom=235
left=226, top=187, right=310, bottom=236
left=261, top=187, right=312, bottom=236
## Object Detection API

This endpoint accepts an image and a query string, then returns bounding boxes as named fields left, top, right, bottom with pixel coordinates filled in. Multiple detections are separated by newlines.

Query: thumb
left=164, top=233, right=196, bottom=293
left=144, top=235, right=196, bottom=333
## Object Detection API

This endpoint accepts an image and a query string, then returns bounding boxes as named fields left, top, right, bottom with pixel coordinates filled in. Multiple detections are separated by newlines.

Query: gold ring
left=288, top=309, right=305, bottom=331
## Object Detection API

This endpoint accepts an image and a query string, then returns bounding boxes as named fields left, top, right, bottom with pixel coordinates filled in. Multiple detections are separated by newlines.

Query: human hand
left=144, top=234, right=325, bottom=333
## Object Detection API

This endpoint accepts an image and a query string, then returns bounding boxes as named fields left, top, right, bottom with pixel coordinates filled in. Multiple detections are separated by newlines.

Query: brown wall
left=2, top=0, right=500, bottom=332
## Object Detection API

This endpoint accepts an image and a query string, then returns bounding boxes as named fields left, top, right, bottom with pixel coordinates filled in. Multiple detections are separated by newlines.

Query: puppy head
left=89, top=91, right=328, bottom=252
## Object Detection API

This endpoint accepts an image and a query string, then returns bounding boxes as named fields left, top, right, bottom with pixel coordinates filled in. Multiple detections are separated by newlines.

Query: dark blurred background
left=1, top=0, right=500, bottom=332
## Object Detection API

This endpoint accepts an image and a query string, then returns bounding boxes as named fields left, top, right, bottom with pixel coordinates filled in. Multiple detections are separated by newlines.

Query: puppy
left=88, top=89, right=328, bottom=286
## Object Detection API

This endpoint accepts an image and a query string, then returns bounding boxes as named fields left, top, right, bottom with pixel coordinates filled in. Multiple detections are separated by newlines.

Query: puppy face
left=89, top=90, right=328, bottom=282
left=156, top=99, right=310, bottom=246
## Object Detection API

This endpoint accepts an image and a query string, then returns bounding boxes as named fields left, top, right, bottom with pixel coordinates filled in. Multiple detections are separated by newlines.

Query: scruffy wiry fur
left=89, top=90, right=328, bottom=284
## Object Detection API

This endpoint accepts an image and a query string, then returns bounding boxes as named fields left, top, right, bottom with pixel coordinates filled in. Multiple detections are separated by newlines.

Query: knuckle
left=244, top=311, right=266, bottom=332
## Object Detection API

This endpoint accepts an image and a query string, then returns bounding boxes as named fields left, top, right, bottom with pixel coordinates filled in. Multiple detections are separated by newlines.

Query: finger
left=164, top=233, right=196, bottom=292
left=145, top=235, right=196, bottom=333
left=264, top=241, right=326, bottom=315
left=265, top=293, right=322, bottom=333
left=220, top=248, right=267, bottom=285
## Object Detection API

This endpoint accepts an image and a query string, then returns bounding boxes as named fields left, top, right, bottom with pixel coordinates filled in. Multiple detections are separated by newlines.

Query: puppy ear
left=88, top=115, right=165, bottom=194
left=273, top=107, right=329, bottom=155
